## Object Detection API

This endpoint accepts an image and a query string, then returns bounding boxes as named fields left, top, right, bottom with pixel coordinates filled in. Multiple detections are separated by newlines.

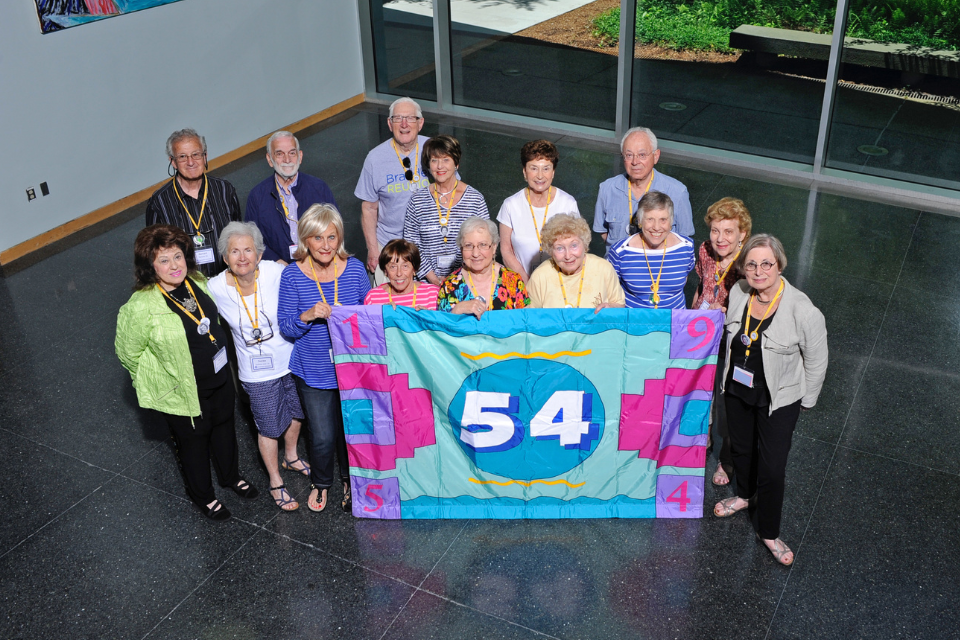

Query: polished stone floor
left=2, top=104, right=959, bottom=639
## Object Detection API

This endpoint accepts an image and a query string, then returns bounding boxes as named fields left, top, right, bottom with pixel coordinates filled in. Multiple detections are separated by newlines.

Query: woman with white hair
left=437, top=217, right=529, bottom=318
left=208, top=222, right=307, bottom=512
left=279, top=204, right=371, bottom=513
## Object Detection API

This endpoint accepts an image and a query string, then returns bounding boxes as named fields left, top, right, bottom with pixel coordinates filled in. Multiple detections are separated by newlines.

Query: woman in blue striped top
left=403, top=135, right=489, bottom=284
left=278, top=204, right=371, bottom=514
left=607, top=191, right=695, bottom=309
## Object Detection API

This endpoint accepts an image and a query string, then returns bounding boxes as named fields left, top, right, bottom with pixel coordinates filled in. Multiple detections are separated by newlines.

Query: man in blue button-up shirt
left=593, top=127, right=694, bottom=254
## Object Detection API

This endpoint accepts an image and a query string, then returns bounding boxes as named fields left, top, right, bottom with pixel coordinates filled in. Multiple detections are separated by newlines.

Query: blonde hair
left=293, top=204, right=349, bottom=262
left=704, top=197, right=752, bottom=237
left=541, top=213, right=591, bottom=252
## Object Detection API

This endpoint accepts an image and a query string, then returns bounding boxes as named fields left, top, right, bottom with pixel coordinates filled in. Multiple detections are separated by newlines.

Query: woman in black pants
left=713, top=234, right=828, bottom=566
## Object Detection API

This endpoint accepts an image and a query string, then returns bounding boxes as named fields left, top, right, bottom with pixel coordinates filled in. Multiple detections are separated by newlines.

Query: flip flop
left=307, top=485, right=327, bottom=512
left=270, top=485, right=299, bottom=512
left=282, top=457, right=311, bottom=477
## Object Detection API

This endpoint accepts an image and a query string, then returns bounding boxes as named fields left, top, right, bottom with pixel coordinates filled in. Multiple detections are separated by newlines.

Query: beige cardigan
left=720, top=277, right=828, bottom=414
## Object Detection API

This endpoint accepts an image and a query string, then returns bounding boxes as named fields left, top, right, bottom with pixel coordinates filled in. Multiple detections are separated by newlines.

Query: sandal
left=201, top=499, right=231, bottom=521
left=282, top=457, right=311, bottom=477
left=757, top=535, right=795, bottom=566
left=714, top=496, right=748, bottom=518
left=232, top=478, right=259, bottom=500
left=341, top=481, right=352, bottom=513
left=712, top=463, right=730, bottom=486
left=270, top=485, right=299, bottom=512
left=307, top=484, right=327, bottom=512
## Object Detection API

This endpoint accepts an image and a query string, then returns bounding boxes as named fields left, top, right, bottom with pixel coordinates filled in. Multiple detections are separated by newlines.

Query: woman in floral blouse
left=437, top=217, right=529, bottom=317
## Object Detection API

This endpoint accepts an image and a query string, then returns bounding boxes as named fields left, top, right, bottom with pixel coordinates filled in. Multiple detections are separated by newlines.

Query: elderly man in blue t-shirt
left=355, top=97, right=432, bottom=285
left=593, top=127, right=694, bottom=255
left=245, top=131, right=337, bottom=264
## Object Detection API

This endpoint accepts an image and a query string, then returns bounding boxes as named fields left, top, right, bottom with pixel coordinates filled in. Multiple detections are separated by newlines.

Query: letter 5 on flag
left=329, top=306, right=723, bottom=519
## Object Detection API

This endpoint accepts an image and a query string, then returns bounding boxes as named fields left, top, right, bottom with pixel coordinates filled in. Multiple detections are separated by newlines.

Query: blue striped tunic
left=402, top=185, right=489, bottom=281
left=607, top=233, right=695, bottom=309
left=278, top=257, right=371, bottom=389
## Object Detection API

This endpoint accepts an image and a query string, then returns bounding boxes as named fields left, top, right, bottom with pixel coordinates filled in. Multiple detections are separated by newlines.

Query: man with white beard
left=245, top=131, right=338, bottom=265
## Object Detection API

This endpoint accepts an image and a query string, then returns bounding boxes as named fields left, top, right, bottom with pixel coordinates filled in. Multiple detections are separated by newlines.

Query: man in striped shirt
left=146, top=129, right=241, bottom=277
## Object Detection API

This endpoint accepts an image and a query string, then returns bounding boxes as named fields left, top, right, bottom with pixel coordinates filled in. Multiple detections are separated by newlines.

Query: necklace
left=432, top=179, right=459, bottom=243
left=742, top=278, right=784, bottom=356
left=309, top=255, right=340, bottom=306
left=157, top=279, right=216, bottom=343
left=640, top=234, right=667, bottom=308
left=525, top=187, right=552, bottom=246
left=467, top=266, right=498, bottom=310
left=172, top=174, right=209, bottom=247
left=627, top=170, right=655, bottom=225
left=233, top=271, right=261, bottom=337
left=714, top=244, right=742, bottom=284
left=557, top=259, right=586, bottom=308
left=387, top=282, right=417, bottom=307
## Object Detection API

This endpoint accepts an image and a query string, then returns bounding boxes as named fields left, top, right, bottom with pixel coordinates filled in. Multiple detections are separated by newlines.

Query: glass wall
left=825, top=0, right=960, bottom=190
left=449, top=1, right=617, bottom=129
left=369, top=0, right=437, bottom=102
left=628, top=1, right=827, bottom=162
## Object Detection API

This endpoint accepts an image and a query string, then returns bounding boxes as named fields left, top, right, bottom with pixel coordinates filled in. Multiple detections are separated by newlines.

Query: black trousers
left=294, top=377, right=350, bottom=490
left=163, top=379, right=241, bottom=508
left=711, top=340, right=733, bottom=472
left=725, top=393, right=802, bottom=540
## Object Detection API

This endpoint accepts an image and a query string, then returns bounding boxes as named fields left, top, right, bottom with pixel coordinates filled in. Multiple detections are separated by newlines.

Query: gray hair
left=457, top=217, right=499, bottom=248
left=218, top=221, right=265, bottom=258
left=635, top=191, right=675, bottom=226
left=389, top=97, right=423, bottom=119
left=166, top=128, right=206, bottom=159
left=737, top=233, right=788, bottom=273
left=620, top=126, right=658, bottom=154
left=266, top=130, right=300, bottom=155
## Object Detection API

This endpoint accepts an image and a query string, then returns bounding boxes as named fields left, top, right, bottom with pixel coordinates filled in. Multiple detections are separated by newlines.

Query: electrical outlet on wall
left=26, top=187, right=36, bottom=201
left=40, top=182, right=49, bottom=196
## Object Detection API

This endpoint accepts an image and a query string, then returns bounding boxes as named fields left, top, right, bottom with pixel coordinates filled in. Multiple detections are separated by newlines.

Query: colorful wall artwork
left=330, top=306, right=723, bottom=520
left=34, top=0, right=183, bottom=34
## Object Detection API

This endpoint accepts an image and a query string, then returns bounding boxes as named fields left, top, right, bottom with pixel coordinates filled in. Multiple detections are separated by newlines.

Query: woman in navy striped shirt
left=607, top=191, right=695, bottom=309
left=279, top=204, right=370, bottom=513
left=402, top=135, right=489, bottom=284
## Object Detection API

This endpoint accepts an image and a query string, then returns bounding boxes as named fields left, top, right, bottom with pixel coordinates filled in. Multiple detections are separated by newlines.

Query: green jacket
left=115, top=277, right=212, bottom=417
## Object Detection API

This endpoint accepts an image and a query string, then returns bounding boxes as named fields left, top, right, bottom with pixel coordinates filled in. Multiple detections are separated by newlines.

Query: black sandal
left=342, top=481, right=352, bottom=513
left=202, top=500, right=231, bottom=521
left=232, top=478, right=259, bottom=500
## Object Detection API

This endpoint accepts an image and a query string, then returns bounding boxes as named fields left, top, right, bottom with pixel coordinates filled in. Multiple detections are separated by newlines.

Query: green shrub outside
left=591, top=0, right=960, bottom=53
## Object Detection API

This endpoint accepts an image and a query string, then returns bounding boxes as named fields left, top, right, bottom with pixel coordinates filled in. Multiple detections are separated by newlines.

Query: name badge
left=699, top=300, right=711, bottom=310
left=213, top=347, right=228, bottom=373
left=196, top=247, right=216, bottom=265
left=329, top=348, right=334, bottom=363
left=732, top=365, right=754, bottom=388
left=437, top=254, right=456, bottom=272
left=289, top=244, right=298, bottom=259
left=250, top=354, right=274, bottom=371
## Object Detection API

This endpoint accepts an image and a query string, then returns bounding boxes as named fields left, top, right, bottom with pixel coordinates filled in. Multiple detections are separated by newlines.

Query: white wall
left=0, top=0, right=364, bottom=254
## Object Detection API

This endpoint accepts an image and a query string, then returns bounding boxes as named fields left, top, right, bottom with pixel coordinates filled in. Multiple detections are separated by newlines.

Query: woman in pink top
left=363, top=240, right=440, bottom=310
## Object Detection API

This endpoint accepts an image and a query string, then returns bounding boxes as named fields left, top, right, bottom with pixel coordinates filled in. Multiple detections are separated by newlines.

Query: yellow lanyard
left=172, top=175, right=209, bottom=241
left=387, top=283, right=417, bottom=307
left=467, top=267, right=497, bottom=310
left=715, top=244, right=742, bottom=284
left=627, top=170, right=655, bottom=221
left=432, top=180, right=459, bottom=243
left=156, top=279, right=216, bottom=344
left=524, top=187, right=552, bottom=246
left=275, top=178, right=296, bottom=222
left=391, top=139, right=420, bottom=181
left=557, top=259, right=586, bottom=308
left=640, top=235, right=667, bottom=308
left=232, top=271, right=259, bottom=330
left=744, top=278, right=785, bottom=357
left=309, top=256, right=339, bottom=306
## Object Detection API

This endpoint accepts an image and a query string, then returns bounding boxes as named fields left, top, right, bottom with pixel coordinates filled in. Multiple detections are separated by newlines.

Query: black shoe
left=232, top=478, right=259, bottom=500
left=202, top=500, right=231, bottom=521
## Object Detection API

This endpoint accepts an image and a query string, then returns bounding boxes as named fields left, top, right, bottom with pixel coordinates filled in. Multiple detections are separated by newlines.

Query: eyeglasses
left=400, top=156, right=414, bottom=181
left=744, top=260, right=777, bottom=273
left=174, top=151, right=205, bottom=163
left=273, top=150, right=300, bottom=161
left=623, top=151, right=653, bottom=162
left=462, top=242, right=493, bottom=253
left=390, top=115, right=421, bottom=124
